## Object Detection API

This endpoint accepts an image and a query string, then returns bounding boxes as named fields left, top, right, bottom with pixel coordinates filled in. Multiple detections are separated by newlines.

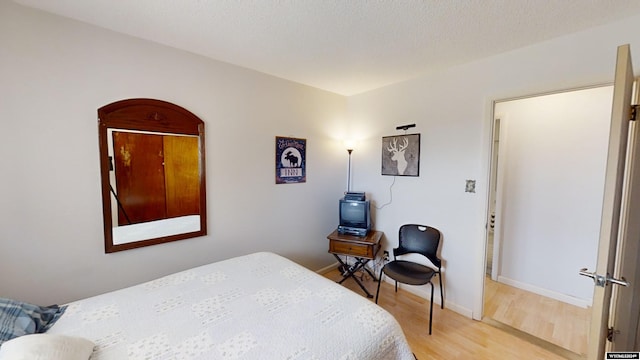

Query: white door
left=584, top=44, right=637, bottom=359
left=609, top=105, right=640, bottom=352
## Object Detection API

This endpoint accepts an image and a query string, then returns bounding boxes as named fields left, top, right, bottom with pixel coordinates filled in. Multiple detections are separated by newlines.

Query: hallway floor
left=484, top=276, right=590, bottom=356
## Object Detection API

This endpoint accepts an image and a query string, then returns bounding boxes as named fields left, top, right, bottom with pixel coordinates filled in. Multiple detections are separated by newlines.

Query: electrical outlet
left=465, top=179, right=476, bottom=193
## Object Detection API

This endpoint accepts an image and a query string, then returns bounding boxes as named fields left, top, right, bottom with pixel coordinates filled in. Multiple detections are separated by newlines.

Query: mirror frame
left=98, top=98, right=207, bottom=253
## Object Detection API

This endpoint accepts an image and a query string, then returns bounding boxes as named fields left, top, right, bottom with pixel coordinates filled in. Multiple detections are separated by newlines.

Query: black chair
left=375, top=224, right=443, bottom=335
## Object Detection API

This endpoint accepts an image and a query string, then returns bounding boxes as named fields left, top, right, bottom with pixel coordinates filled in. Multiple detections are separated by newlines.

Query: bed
left=7, top=252, right=414, bottom=359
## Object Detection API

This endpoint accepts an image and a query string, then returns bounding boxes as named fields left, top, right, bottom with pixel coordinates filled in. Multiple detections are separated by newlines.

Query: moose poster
left=381, top=134, right=420, bottom=176
left=275, top=136, right=306, bottom=184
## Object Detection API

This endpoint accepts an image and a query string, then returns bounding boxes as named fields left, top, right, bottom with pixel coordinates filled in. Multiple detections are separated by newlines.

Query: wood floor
left=323, top=269, right=569, bottom=360
left=483, top=277, right=590, bottom=356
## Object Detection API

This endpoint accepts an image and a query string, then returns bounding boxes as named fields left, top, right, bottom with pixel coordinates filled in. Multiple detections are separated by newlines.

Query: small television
left=338, top=199, right=371, bottom=237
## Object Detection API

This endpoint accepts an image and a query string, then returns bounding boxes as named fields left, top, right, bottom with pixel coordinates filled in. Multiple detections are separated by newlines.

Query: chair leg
left=375, top=268, right=384, bottom=304
left=394, top=281, right=398, bottom=293
left=429, top=282, right=434, bottom=335
left=438, top=272, right=444, bottom=309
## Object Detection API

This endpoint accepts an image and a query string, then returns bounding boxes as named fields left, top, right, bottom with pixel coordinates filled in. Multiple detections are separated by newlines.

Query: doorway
left=484, top=85, right=614, bottom=356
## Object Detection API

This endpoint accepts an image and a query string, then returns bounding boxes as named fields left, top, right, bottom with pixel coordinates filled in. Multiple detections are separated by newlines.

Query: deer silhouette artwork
left=387, top=137, right=409, bottom=175
left=284, top=151, right=299, bottom=167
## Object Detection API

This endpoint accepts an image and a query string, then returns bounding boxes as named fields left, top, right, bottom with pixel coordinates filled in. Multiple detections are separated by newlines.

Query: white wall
left=4, top=0, right=640, bottom=320
left=0, top=1, right=347, bottom=305
left=347, top=15, right=640, bottom=317
left=494, top=86, right=613, bottom=307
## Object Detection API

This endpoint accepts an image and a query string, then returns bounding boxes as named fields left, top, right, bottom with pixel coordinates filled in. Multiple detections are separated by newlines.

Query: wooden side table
left=327, top=229, right=383, bottom=298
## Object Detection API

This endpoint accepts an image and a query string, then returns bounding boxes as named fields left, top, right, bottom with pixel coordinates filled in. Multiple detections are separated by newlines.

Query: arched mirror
left=98, top=99, right=207, bottom=253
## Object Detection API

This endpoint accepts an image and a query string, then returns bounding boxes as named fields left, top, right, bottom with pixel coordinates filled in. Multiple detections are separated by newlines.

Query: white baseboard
left=317, top=262, right=472, bottom=318
left=392, top=280, right=473, bottom=318
left=497, top=275, right=592, bottom=308
left=316, top=262, right=339, bottom=275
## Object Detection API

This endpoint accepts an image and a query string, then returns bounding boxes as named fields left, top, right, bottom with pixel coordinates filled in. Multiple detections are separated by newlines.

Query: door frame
left=476, top=45, right=639, bottom=358
left=489, top=116, right=507, bottom=282
left=475, top=83, right=613, bottom=320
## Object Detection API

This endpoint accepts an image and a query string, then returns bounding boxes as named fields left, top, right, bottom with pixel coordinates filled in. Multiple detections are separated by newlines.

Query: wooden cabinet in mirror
left=98, top=99, right=207, bottom=253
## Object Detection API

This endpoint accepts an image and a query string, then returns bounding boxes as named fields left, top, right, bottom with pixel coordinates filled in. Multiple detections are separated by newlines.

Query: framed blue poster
left=275, top=136, right=306, bottom=184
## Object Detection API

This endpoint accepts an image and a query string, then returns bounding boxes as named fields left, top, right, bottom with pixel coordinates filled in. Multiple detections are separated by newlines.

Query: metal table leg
left=333, top=254, right=377, bottom=298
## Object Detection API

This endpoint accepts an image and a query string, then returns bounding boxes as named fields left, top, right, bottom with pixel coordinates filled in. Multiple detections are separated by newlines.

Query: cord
left=376, top=128, right=412, bottom=211
left=375, top=175, right=396, bottom=210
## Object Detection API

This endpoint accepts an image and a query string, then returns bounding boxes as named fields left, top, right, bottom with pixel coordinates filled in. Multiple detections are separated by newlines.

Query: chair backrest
left=395, top=224, right=441, bottom=268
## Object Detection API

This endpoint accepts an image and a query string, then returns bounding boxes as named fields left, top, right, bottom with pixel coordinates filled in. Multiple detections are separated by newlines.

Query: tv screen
left=339, top=200, right=371, bottom=236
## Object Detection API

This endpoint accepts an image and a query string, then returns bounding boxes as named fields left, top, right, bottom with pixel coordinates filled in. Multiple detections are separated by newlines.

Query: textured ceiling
left=13, top=0, right=640, bottom=95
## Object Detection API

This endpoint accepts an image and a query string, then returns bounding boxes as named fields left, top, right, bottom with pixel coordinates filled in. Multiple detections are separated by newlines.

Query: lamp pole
left=347, top=148, right=353, bottom=192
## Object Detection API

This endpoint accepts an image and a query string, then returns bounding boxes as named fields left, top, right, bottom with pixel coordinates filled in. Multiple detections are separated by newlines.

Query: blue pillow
left=0, top=297, right=67, bottom=346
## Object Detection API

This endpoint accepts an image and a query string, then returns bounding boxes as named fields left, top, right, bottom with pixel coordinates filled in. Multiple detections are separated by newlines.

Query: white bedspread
left=49, top=252, right=414, bottom=360
left=112, top=215, right=200, bottom=245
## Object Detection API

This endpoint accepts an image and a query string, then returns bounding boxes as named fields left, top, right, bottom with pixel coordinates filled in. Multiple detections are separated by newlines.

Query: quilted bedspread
left=48, top=252, right=414, bottom=360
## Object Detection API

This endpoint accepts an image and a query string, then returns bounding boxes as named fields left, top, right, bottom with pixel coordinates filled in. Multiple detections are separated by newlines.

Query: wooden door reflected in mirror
left=98, top=99, right=206, bottom=253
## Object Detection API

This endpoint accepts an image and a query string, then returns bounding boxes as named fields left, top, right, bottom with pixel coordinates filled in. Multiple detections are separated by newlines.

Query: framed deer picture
left=381, top=133, right=420, bottom=176
left=275, top=136, right=306, bottom=184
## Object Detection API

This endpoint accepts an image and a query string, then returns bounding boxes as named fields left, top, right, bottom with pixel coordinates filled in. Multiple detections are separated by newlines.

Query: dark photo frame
left=381, top=133, right=420, bottom=176
left=275, top=136, right=306, bottom=184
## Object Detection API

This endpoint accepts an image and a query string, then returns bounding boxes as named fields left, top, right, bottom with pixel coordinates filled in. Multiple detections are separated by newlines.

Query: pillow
left=0, top=298, right=67, bottom=346
left=0, top=334, right=94, bottom=360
